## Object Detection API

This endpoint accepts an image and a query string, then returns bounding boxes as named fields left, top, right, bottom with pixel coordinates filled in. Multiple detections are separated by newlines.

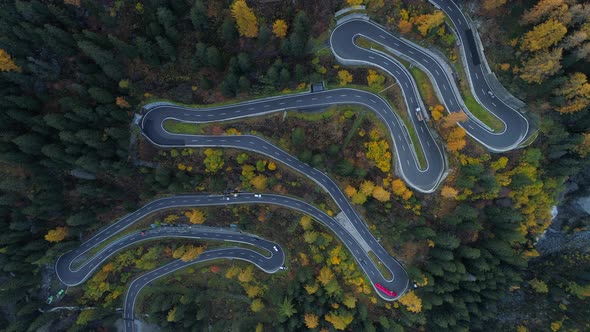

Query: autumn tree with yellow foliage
left=372, top=186, right=391, bottom=202
left=203, top=148, right=224, bottom=173
left=272, top=19, right=288, bottom=39
left=398, top=291, right=423, bottom=313
left=441, top=186, right=459, bottom=198
left=365, top=139, right=392, bottom=173
left=367, top=69, right=385, bottom=90
left=0, top=49, right=20, bottom=72
left=447, top=127, right=467, bottom=152
left=185, top=209, right=206, bottom=224
left=482, top=0, right=508, bottom=11
left=325, top=310, right=354, bottom=330
left=553, top=72, right=590, bottom=114
left=414, top=11, right=445, bottom=36
left=574, top=133, right=590, bottom=157
left=304, top=313, right=319, bottom=329
left=430, top=104, right=445, bottom=121
left=231, top=0, right=258, bottom=38
left=45, top=226, right=68, bottom=242
left=520, top=19, right=567, bottom=52
left=344, top=185, right=357, bottom=198
left=346, top=0, right=363, bottom=5
left=519, top=48, right=563, bottom=84
left=391, top=179, right=413, bottom=200
left=337, top=70, right=353, bottom=86
left=317, top=266, right=335, bottom=286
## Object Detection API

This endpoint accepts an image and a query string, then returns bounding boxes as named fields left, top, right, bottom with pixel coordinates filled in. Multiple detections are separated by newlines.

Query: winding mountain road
left=55, top=1, right=530, bottom=330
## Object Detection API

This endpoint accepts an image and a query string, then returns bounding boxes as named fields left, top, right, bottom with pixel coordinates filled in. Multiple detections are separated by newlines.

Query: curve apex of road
left=55, top=2, right=534, bottom=331
left=55, top=194, right=409, bottom=332
left=330, top=17, right=530, bottom=153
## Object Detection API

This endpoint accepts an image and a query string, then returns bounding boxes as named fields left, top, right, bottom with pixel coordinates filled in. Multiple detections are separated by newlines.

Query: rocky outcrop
left=536, top=166, right=590, bottom=255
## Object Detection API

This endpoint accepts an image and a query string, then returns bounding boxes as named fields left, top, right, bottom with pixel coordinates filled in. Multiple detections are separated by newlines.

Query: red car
left=375, top=282, right=397, bottom=297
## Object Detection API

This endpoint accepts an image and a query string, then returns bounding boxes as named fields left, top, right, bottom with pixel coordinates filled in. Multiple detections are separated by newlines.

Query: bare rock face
left=576, top=196, right=590, bottom=215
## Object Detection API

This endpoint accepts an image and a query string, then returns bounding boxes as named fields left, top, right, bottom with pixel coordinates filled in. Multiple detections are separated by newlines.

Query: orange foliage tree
left=391, top=179, right=413, bottom=200
left=115, top=96, right=131, bottom=108
left=442, top=110, right=468, bottom=128
left=414, top=11, right=445, bottom=36
left=372, top=186, right=391, bottom=202
left=441, top=186, right=459, bottom=199
left=398, top=20, right=413, bottom=34
left=344, top=185, right=357, bottom=198
left=447, top=127, right=467, bottom=151
left=430, top=105, right=445, bottom=121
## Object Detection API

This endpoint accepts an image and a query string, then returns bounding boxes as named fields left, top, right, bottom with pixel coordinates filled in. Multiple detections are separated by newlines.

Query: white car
left=254, top=194, right=262, bottom=198
left=273, top=245, right=278, bottom=252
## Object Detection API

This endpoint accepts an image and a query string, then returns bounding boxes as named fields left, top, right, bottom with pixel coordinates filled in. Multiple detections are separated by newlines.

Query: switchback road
left=56, top=1, right=531, bottom=330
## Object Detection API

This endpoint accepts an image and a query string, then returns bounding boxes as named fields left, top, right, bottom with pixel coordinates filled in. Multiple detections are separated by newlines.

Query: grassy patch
left=163, top=119, right=203, bottom=135
left=452, top=62, right=505, bottom=132
left=368, top=250, right=393, bottom=280
left=342, top=111, right=367, bottom=149
left=409, top=67, right=438, bottom=107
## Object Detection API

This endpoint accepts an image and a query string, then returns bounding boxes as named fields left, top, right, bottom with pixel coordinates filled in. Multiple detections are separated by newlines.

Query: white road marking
left=475, top=73, right=479, bottom=80
left=379, top=34, right=385, bottom=39
left=492, top=102, right=497, bottom=107
left=427, top=141, right=431, bottom=147
left=442, top=85, right=447, bottom=91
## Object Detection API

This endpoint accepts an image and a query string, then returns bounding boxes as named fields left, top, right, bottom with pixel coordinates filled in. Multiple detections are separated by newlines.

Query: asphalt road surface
left=330, top=18, right=529, bottom=152
left=55, top=194, right=408, bottom=332
left=56, top=1, right=531, bottom=330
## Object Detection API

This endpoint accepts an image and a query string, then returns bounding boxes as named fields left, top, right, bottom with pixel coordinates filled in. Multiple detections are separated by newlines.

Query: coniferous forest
left=1, top=0, right=589, bottom=331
